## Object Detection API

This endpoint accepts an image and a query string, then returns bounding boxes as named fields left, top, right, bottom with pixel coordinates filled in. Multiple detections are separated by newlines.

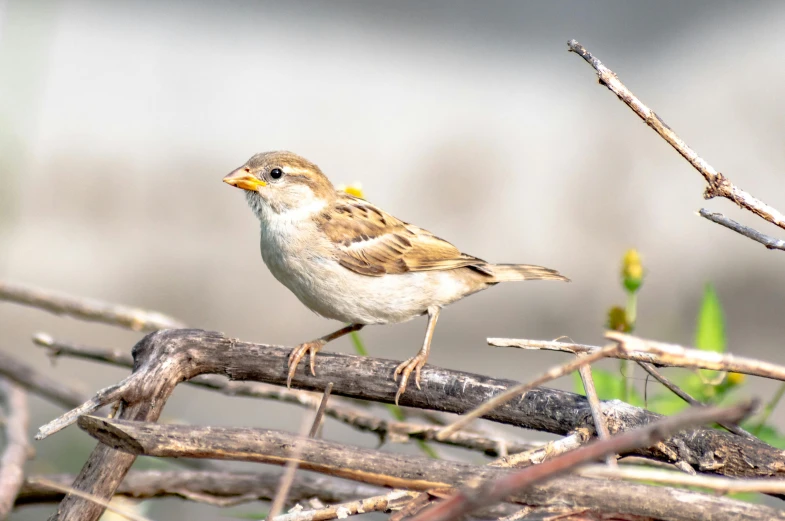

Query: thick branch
left=78, top=415, right=783, bottom=521
left=35, top=334, right=529, bottom=456
left=40, top=329, right=785, bottom=521
left=0, top=281, right=184, bottom=332
left=567, top=39, right=785, bottom=233
left=0, top=380, right=29, bottom=517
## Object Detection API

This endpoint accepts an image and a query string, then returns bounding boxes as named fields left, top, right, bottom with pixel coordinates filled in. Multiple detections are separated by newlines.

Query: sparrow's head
left=223, top=151, right=335, bottom=217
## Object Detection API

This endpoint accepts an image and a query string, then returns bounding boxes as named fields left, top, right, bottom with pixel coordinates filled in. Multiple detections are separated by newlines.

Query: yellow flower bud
left=726, top=372, right=746, bottom=386
left=622, top=249, right=644, bottom=293
left=607, top=306, right=631, bottom=332
left=338, top=183, right=365, bottom=199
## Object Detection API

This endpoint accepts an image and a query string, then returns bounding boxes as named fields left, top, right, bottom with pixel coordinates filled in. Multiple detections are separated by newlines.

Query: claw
left=287, top=341, right=322, bottom=388
left=393, top=354, right=427, bottom=405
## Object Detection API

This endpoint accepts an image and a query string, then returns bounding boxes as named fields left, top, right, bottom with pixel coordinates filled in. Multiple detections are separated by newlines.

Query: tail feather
left=486, top=263, right=570, bottom=283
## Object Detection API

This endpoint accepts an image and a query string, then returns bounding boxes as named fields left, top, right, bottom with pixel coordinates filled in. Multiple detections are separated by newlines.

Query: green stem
left=349, top=331, right=438, bottom=458
left=754, top=381, right=785, bottom=436
left=621, top=291, right=639, bottom=403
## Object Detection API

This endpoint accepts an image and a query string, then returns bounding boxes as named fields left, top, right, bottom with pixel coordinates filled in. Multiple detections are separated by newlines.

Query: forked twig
left=437, top=344, right=618, bottom=440
left=409, top=401, right=757, bottom=521
left=568, top=40, right=785, bottom=240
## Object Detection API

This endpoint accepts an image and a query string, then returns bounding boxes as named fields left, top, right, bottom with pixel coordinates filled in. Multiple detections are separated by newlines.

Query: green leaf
left=747, top=423, right=785, bottom=449
left=695, top=283, right=726, bottom=353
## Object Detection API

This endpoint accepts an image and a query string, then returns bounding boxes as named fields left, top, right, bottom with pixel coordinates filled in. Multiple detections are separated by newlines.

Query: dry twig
left=436, top=344, right=618, bottom=440
left=268, top=383, right=334, bottom=520
left=408, top=401, right=757, bottom=521
left=699, top=209, right=785, bottom=251
left=271, top=490, right=415, bottom=521
left=567, top=39, right=785, bottom=247
left=30, top=478, right=153, bottom=521
left=491, top=335, right=785, bottom=382
left=0, top=380, right=29, bottom=518
left=579, top=464, right=785, bottom=495
left=34, top=333, right=530, bottom=456
left=636, top=361, right=752, bottom=438
left=0, top=281, right=184, bottom=332
left=75, top=405, right=781, bottom=521
left=0, top=349, right=85, bottom=409
left=39, top=329, right=785, bottom=521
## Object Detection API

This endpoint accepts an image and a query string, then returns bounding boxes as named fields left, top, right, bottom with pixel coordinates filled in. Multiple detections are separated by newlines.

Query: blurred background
left=2, top=0, right=785, bottom=519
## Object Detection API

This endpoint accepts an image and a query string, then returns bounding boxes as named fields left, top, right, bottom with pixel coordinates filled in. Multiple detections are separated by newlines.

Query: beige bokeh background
left=2, top=1, right=785, bottom=519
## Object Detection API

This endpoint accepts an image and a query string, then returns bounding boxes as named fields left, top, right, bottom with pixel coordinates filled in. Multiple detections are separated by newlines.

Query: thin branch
left=579, top=464, right=785, bottom=494
left=33, top=333, right=542, bottom=457
left=30, top=478, right=153, bottom=521
left=268, top=383, right=334, bottom=520
left=408, top=401, right=757, bottom=521
left=35, top=378, right=132, bottom=439
left=491, top=335, right=785, bottom=382
left=576, top=362, right=615, bottom=467
left=16, top=471, right=519, bottom=519
left=0, top=349, right=86, bottom=409
left=567, top=39, right=785, bottom=233
left=17, top=470, right=391, bottom=507
left=0, top=280, right=185, bottom=332
left=75, top=409, right=784, bottom=521
left=637, top=361, right=752, bottom=438
left=0, top=380, right=29, bottom=517
left=272, top=490, right=415, bottom=521
left=699, top=209, right=785, bottom=251
left=436, top=344, right=618, bottom=440
left=40, top=330, right=785, bottom=481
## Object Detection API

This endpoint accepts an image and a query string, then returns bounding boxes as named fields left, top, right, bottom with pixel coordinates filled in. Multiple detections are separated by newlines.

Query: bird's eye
left=270, top=168, right=284, bottom=180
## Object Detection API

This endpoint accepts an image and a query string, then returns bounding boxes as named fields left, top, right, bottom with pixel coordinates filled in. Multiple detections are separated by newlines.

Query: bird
left=223, top=151, right=569, bottom=404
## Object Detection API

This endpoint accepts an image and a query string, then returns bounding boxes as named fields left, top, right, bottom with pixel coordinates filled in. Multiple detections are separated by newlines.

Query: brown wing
left=318, top=194, right=487, bottom=277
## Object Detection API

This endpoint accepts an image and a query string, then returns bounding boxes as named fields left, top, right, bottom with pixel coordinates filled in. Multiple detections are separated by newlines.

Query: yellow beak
left=223, top=168, right=267, bottom=191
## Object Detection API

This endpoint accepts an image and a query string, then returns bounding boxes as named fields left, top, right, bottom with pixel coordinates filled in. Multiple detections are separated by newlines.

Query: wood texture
left=78, top=416, right=785, bottom=521
left=45, top=328, right=785, bottom=520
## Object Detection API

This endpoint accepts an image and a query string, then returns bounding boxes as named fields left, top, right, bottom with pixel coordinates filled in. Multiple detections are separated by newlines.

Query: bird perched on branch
left=224, top=151, right=568, bottom=403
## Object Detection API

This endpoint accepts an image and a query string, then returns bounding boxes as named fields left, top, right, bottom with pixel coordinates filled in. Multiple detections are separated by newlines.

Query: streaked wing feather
left=319, top=195, right=485, bottom=277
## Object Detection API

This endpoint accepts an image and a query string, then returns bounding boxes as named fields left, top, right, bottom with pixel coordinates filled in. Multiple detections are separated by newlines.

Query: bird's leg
left=393, top=306, right=441, bottom=405
left=287, top=323, right=365, bottom=388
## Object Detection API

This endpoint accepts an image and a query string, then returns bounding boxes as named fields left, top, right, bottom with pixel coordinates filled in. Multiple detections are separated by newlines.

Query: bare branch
left=436, top=344, right=618, bottom=440
left=491, top=335, right=785, bottom=382
left=637, top=361, right=752, bottom=438
left=35, top=333, right=532, bottom=456
left=0, top=349, right=86, bottom=409
left=30, top=478, right=153, bottom=521
left=17, top=470, right=519, bottom=519
left=567, top=39, right=785, bottom=234
left=0, top=280, right=185, bottom=332
left=408, top=401, right=757, bottom=521
left=580, top=464, right=785, bottom=494
left=272, top=490, right=415, bottom=521
left=0, top=380, right=29, bottom=517
left=75, top=411, right=784, bottom=521
left=40, top=329, right=785, bottom=521
left=17, top=470, right=392, bottom=507
left=268, top=383, right=334, bottom=520
left=699, top=209, right=785, bottom=251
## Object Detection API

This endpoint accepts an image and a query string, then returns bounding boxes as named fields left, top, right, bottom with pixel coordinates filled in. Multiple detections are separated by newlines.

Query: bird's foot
left=287, top=340, right=324, bottom=388
left=393, top=353, right=427, bottom=405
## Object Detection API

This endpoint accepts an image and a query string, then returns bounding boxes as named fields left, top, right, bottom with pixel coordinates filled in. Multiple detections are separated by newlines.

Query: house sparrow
left=224, top=151, right=568, bottom=403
